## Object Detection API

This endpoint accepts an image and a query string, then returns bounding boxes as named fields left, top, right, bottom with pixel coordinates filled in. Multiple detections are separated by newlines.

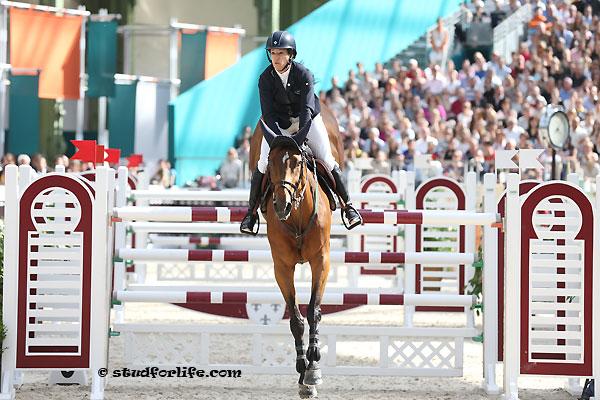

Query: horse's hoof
left=298, top=384, right=317, bottom=398
left=303, top=367, right=322, bottom=386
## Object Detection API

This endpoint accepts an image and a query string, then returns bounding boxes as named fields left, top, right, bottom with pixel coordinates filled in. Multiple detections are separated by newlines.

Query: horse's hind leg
left=304, top=251, right=331, bottom=386
left=273, top=259, right=316, bottom=398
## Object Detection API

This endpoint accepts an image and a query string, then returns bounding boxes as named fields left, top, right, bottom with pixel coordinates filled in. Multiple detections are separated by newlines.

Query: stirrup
left=341, top=204, right=362, bottom=230
left=240, top=213, right=260, bottom=236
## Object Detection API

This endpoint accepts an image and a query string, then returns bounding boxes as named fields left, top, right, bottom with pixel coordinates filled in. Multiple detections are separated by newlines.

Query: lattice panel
left=205, top=264, right=243, bottom=280
left=387, top=338, right=457, bottom=370
left=124, top=331, right=202, bottom=365
left=260, top=335, right=296, bottom=367
left=527, top=196, right=585, bottom=365
left=253, top=264, right=274, bottom=280
left=260, top=335, right=329, bottom=367
left=157, top=263, right=194, bottom=280
left=116, top=324, right=471, bottom=377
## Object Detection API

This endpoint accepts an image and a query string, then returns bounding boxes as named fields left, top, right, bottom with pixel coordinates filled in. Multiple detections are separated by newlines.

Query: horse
left=249, top=102, right=344, bottom=397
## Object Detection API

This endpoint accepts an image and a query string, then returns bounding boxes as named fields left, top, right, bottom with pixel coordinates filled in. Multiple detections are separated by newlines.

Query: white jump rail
left=114, top=290, right=476, bottom=307
left=113, top=205, right=500, bottom=226
left=147, top=235, right=345, bottom=248
left=129, top=189, right=403, bottom=204
left=116, top=248, right=475, bottom=265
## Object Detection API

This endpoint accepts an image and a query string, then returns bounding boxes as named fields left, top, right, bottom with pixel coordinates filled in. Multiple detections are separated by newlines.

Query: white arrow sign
left=495, top=150, right=518, bottom=169
left=518, top=149, right=544, bottom=170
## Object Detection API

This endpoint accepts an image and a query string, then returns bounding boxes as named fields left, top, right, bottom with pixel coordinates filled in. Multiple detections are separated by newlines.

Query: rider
left=240, top=30, right=363, bottom=235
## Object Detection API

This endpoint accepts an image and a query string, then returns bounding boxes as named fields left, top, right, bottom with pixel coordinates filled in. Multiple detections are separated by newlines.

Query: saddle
left=259, top=151, right=338, bottom=214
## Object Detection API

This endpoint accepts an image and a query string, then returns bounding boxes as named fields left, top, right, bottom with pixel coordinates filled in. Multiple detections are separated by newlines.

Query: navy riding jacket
left=258, top=61, right=320, bottom=144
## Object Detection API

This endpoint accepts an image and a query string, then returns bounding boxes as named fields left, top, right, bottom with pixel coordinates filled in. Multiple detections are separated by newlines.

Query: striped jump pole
left=114, top=206, right=500, bottom=226
left=148, top=235, right=345, bottom=248
left=116, top=248, right=475, bottom=265
left=128, top=222, right=403, bottom=236
left=114, top=290, right=476, bottom=307
left=129, top=189, right=403, bottom=204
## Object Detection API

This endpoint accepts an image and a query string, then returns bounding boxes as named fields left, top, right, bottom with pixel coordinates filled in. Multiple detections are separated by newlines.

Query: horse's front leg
left=304, top=250, right=330, bottom=386
left=273, top=258, right=316, bottom=398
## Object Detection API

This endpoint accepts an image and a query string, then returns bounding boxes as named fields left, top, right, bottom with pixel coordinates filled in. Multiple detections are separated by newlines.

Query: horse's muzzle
left=274, top=200, right=292, bottom=221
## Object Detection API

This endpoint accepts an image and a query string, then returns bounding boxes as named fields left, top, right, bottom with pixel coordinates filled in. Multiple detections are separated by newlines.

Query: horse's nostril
left=285, top=203, right=292, bottom=214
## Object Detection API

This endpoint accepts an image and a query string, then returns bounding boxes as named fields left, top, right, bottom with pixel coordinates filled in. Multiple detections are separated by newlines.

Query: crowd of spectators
left=222, top=0, right=600, bottom=188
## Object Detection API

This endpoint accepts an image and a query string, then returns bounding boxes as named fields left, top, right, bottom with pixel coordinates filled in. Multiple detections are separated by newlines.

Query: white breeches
left=257, top=113, right=338, bottom=174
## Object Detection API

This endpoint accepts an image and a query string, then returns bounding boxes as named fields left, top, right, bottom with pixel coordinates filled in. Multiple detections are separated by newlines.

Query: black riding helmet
left=265, top=30, right=297, bottom=62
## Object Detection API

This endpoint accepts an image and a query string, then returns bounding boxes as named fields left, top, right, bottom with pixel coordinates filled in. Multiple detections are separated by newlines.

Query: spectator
left=17, top=154, right=31, bottom=166
left=218, top=148, right=243, bottom=189
left=31, top=153, right=47, bottom=174
left=370, top=150, right=391, bottom=174
left=0, top=153, right=16, bottom=184
left=560, top=77, right=575, bottom=103
left=151, top=159, right=175, bottom=189
left=429, top=17, right=449, bottom=67
left=425, top=64, right=447, bottom=95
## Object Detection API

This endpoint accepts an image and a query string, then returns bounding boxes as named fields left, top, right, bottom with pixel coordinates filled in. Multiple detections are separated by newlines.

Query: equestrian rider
left=240, top=30, right=363, bottom=235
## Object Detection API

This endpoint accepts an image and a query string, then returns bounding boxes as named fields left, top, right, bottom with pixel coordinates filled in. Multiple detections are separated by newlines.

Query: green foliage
left=467, top=248, right=483, bottom=317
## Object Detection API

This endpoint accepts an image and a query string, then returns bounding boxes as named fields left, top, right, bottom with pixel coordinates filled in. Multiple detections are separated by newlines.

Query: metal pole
left=98, top=96, right=107, bottom=146
left=169, top=18, right=178, bottom=100
left=123, top=30, right=131, bottom=75
left=75, top=6, right=87, bottom=141
left=551, top=148, right=556, bottom=180
left=96, top=8, right=108, bottom=146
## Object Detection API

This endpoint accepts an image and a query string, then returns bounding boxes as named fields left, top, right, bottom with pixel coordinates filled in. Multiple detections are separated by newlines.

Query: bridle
left=272, top=150, right=308, bottom=210
left=270, top=147, right=319, bottom=260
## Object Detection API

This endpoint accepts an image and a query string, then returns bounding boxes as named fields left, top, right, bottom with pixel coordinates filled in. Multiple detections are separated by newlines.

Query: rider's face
left=270, top=49, right=291, bottom=73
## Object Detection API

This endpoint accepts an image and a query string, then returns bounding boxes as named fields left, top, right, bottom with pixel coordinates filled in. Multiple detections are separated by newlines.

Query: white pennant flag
left=518, top=149, right=544, bottom=170
left=495, top=150, right=518, bottom=169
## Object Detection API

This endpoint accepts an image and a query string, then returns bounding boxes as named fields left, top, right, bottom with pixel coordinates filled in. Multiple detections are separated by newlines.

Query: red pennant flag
left=71, top=140, right=97, bottom=163
left=95, top=145, right=106, bottom=165
left=105, top=148, right=121, bottom=164
left=127, top=154, right=143, bottom=168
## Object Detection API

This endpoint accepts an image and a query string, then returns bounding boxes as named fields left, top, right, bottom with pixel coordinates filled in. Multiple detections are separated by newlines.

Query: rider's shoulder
left=291, top=61, right=311, bottom=76
left=259, top=64, right=275, bottom=80
left=291, top=61, right=314, bottom=83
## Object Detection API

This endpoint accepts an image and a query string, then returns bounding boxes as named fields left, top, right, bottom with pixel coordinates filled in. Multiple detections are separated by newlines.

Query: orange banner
left=204, top=31, right=239, bottom=79
left=9, top=8, right=82, bottom=99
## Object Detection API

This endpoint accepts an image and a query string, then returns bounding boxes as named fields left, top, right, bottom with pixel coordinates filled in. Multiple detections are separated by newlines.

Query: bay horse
left=249, top=103, right=344, bottom=397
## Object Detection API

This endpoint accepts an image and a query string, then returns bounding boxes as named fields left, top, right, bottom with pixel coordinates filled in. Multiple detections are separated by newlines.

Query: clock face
left=547, top=111, right=569, bottom=149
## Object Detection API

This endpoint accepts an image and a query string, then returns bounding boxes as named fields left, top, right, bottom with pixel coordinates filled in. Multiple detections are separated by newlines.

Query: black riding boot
left=240, top=168, right=264, bottom=235
left=331, top=165, right=363, bottom=229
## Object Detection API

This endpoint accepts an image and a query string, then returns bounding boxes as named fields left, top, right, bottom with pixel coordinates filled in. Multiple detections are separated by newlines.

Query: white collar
left=275, top=64, right=291, bottom=87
